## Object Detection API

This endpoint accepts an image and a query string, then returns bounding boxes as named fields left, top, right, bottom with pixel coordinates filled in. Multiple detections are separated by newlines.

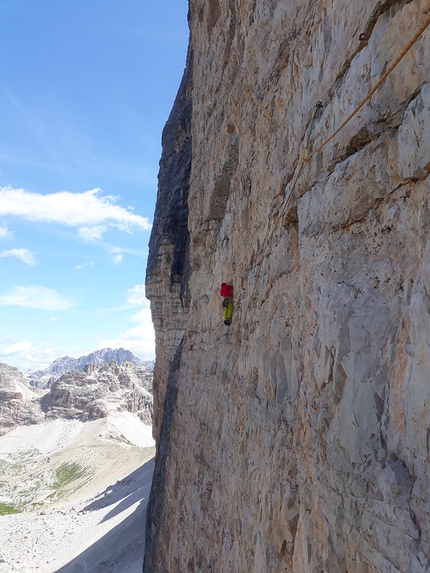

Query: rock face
left=146, top=45, right=193, bottom=440
left=41, top=361, right=154, bottom=425
left=0, top=363, right=43, bottom=435
left=0, top=361, right=153, bottom=434
left=144, top=1, right=430, bottom=572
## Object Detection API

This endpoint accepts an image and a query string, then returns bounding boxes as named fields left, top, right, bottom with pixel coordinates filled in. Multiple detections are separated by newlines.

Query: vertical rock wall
left=146, top=45, right=193, bottom=441
left=145, top=1, right=430, bottom=571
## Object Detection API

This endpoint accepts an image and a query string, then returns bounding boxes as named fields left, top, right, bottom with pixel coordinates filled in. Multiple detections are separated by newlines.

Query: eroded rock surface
left=146, top=45, right=193, bottom=440
left=0, top=363, right=43, bottom=436
left=27, top=347, right=151, bottom=390
left=0, top=361, right=153, bottom=434
left=41, top=361, right=153, bottom=425
left=145, top=1, right=430, bottom=572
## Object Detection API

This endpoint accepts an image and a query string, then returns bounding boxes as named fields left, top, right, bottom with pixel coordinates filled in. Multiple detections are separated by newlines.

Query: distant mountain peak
left=26, top=348, right=155, bottom=389
left=0, top=359, right=153, bottom=436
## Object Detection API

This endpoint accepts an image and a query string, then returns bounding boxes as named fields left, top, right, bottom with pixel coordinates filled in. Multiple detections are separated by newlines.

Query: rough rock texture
left=27, top=347, right=152, bottom=389
left=146, top=45, right=193, bottom=440
left=0, top=363, right=43, bottom=436
left=0, top=361, right=153, bottom=433
left=145, top=1, right=430, bottom=572
left=41, top=361, right=154, bottom=425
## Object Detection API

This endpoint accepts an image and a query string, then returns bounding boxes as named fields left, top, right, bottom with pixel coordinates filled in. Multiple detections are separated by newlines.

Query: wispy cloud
left=0, top=186, right=151, bottom=240
left=0, top=225, right=9, bottom=238
left=0, top=248, right=38, bottom=266
left=110, top=248, right=124, bottom=265
left=0, top=285, right=75, bottom=310
left=98, top=302, right=155, bottom=360
left=126, top=284, right=146, bottom=306
left=75, top=261, right=94, bottom=270
left=0, top=340, right=57, bottom=371
left=1, top=340, right=33, bottom=356
left=78, top=225, right=107, bottom=241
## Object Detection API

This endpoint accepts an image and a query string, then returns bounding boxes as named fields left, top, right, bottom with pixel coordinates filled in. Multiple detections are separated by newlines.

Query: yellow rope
left=303, top=10, right=430, bottom=162
left=243, top=10, right=430, bottom=318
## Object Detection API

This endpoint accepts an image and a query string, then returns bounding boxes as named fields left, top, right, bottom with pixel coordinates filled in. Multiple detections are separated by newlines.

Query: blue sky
left=0, top=0, right=189, bottom=371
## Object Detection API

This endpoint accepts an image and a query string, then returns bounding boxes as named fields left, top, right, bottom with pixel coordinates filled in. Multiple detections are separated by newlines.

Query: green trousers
left=222, top=298, right=233, bottom=324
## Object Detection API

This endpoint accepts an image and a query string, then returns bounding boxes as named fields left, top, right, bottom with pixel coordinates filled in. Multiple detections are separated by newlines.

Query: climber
left=220, top=283, right=234, bottom=326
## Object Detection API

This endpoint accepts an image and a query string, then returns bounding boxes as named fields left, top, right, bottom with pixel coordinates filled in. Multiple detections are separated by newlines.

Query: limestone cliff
left=145, top=1, right=430, bottom=571
left=146, top=44, right=193, bottom=441
left=0, top=362, right=43, bottom=436
left=41, top=361, right=153, bottom=425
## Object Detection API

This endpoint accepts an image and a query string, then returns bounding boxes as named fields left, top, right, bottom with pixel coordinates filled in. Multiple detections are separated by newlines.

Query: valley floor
left=0, top=415, right=155, bottom=572
left=0, top=456, right=154, bottom=573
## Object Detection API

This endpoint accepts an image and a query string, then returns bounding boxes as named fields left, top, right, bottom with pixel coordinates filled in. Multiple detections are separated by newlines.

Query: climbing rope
left=302, top=10, right=430, bottom=162
left=243, top=9, right=430, bottom=318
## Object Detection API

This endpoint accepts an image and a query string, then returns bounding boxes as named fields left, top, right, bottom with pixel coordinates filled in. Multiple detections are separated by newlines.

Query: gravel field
left=0, top=415, right=155, bottom=573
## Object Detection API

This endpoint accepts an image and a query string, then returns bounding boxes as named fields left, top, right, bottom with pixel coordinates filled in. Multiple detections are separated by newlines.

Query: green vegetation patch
left=48, top=461, right=93, bottom=502
left=0, top=503, right=20, bottom=515
left=52, top=462, right=88, bottom=490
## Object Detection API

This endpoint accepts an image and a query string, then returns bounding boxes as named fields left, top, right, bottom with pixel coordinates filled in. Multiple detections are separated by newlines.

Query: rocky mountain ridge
left=0, top=359, right=153, bottom=436
left=26, top=347, right=154, bottom=389
left=41, top=361, right=153, bottom=426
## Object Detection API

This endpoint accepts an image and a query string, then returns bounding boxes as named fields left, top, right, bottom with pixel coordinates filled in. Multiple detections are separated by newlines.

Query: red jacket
left=220, top=283, right=233, bottom=297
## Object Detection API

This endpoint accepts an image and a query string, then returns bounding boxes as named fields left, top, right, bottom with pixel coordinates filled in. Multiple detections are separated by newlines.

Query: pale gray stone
left=144, top=1, right=430, bottom=572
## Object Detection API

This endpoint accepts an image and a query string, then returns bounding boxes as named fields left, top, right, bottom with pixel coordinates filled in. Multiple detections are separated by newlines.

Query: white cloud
left=0, top=340, right=57, bottom=371
left=0, top=248, right=38, bottom=266
left=126, top=284, right=147, bottom=306
left=1, top=340, right=33, bottom=356
left=110, top=248, right=124, bottom=265
left=75, top=261, right=94, bottom=270
left=0, top=285, right=75, bottom=310
left=0, top=225, right=8, bottom=238
left=98, top=300, right=155, bottom=360
left=0, top=186, right=151, bottom=237
left=110, top=247, right=125, bottom=265
left=78, top=225, right=107, bottom=240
